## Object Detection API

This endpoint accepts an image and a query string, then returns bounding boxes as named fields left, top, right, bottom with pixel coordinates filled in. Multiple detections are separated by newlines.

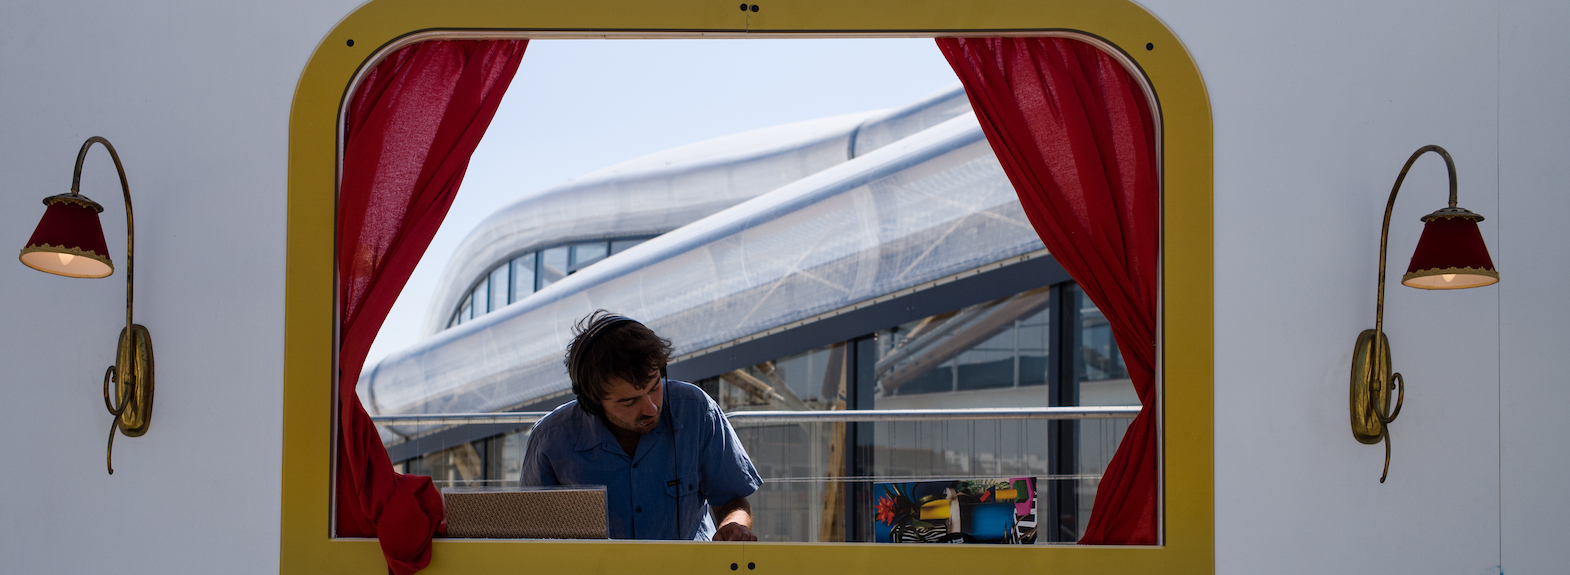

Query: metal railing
left=370, top=406, right=1140, bottom=427
left=726, top=406, right=1138, bottom=423
left=372, top=412, right=548, bottom=426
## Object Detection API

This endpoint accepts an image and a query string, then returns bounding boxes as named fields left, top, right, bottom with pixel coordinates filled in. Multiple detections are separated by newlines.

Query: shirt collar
left=572, top=406, right=616, bottom=452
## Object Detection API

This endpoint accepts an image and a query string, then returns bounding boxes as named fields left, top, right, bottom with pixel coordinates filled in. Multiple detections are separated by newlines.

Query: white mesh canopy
left=362, top=112, right=1046, bottom=425
left=422, top=84, right=973, bottom=337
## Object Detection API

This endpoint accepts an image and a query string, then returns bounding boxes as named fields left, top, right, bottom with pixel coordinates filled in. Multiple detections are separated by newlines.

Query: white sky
left=363, top=38, right=960, bottom=375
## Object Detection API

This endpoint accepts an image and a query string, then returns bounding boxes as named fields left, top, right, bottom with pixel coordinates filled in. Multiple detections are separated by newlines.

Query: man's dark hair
left=565, top=310, right=674, bottom=408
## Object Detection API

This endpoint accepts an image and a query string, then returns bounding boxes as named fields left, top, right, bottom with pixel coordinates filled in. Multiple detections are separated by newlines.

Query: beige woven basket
left=442, top=487, right=608, bottom=539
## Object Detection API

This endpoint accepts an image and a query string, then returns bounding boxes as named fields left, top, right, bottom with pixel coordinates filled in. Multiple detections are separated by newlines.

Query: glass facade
left=724, top=282, right=1136, bottom=543
left=373, top=86, right=1153, bottom=544
left=401, top=428, right=532, bottom=489
left=366, top=114, right=1044, bottom=420
left=447, top=237, right=650, bottom=329
left=1056, top=284, right=1137, bottom=540
left=874, top=287, right=1053, bottom=401
left=420, top=85, right=973, bottom=344
left=538, top=246, right=568, bottom=291
left=509, top=253, right=535, bottom=303
left=402, top=280, right=1138, bottom=544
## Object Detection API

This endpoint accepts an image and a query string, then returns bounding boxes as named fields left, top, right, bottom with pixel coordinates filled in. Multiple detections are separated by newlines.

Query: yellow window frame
left=282, top=0, right=1213, bottom=572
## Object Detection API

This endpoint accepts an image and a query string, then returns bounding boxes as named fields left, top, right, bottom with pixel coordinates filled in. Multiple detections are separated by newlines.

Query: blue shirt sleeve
left=518, top=422, right=559, bottom=487
left=696, top=395, right=762, bottom=506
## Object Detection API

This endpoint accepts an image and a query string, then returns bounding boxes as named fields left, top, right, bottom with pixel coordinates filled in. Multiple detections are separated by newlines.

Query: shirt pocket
left=664, top=471, right=699, bottom=501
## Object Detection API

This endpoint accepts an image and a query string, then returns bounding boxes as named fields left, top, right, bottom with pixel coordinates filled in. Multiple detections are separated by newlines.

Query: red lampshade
left=18, top=192, right=114, bottom=278
left=1402, top=207, right=1497, bottom=290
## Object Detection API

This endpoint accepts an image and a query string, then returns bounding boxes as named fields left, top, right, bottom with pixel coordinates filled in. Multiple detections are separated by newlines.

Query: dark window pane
left=539, top=246, right=568, bottom=289
left=1060, top=285, right=1138, bottom=540
left=955, top=328, right=1016, bottom=391
left=510, top=253, right=536, bottom=302
left=497, top=429, right=529, bottom=483
left=716, top=342, right=845, bottom=412
left=610, top=238, right=646, bottom=254
left=569, top=241, right=609, bottom=271
left=1072, top=285, right=1126, bottom=383
left=1016, top=307, right=1051, bottom=386
left=471, top=277, right=489, bottom=317
left=488, top=266, right=509, bottom=313
left=872, top=286, right=1052, bottom=407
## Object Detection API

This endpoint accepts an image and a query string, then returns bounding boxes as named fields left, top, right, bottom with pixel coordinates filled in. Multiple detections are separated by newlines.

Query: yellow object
left=994, top=489, right=1018, bottom=502
left=919, top=500, right=951, bottom=521
left=284, top=0, right=1214, bottom=572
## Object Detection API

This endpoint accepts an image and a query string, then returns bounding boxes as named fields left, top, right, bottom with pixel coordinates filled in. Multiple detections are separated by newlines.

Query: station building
left=364, top=87, right=1137, bottom=542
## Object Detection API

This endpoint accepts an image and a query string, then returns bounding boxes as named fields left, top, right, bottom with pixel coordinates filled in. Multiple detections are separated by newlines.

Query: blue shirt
left=519, top=380, right=762, bottom=540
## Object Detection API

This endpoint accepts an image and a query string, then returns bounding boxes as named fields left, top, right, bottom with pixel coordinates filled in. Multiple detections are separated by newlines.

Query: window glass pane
left=539, top=246, right=568, bottom=289
left=402, top=448, right=445, bottom=481
left=412, top=442, right=486, bottom=489
left=485, top=428, right=529, bottom=485
left=720, top=343, right=845, bottom=412
left=609, top=238, right=646, bottom=255
left=569, top=241, right=609, bottom=272
left=510, top=253, right=536, bottom=302
left=489, top=265, right=509, bottom=312
left=457, top=295, right=471, bottom=325
left=455, top=441, right=487, bottom=487
left=1056, top=284, right=1138, bottom=540
left=1070, top=285, right=1137, bottom=405
left=955, top=327, right=1017, bottom=391
left=872, top=286, right=1053, bottom=409
left=472, top=277, right=489, bottom=317
left=1016, top=307, right=1051, bottom=386
left=723, top=342, right=848, bottom=543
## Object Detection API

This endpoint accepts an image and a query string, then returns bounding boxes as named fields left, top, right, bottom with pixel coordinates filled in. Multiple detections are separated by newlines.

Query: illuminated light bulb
left=1442, top=274, right=1456, bottom=283
left=58, top=253, right=75, bottom=265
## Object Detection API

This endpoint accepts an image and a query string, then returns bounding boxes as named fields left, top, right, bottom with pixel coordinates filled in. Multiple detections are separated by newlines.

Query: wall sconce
left=17, top=136, right=152, bottom=475
left=1352, top=144, right=1497, bottom=483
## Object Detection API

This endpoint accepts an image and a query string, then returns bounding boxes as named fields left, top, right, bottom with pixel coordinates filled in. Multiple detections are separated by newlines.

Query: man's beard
left=611, top=411, right=660, bottom=434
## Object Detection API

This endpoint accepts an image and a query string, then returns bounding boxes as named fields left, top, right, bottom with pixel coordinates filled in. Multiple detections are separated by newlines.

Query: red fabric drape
left=937, top=37, right=1160, bottom=545
left=336, top=39, right=526, bottom=574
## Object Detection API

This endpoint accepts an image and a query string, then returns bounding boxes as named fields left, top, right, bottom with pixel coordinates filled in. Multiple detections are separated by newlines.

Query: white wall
left=0, top=1, right=357, bottom=573
left=1139, top=0, right=1569, bottom=572
left=1496, top=1, right=1570, bottom=572
left=1, top=0, right=1565, bottom=573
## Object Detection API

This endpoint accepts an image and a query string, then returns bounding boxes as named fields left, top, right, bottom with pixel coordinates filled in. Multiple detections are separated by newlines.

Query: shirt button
left=636, top=506, right=643, bottom=513
left=632, top=463, right=638, bottom=469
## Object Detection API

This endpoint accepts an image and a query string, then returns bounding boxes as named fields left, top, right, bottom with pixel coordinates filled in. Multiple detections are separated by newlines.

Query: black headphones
left=568, top=315, right=668, bottom=417
left=565, top=314, right=684, bottom=538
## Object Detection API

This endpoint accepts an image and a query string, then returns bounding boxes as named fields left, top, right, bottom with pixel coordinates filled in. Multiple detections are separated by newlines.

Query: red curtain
left=336, top=39, right=527, bottom=574
left=937, top=37, right=1159, bottom=544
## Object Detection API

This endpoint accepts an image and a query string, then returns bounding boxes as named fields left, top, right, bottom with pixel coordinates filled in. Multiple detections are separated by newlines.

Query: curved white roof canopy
left=361, top=112, right=1045, bottom=426
left=421, top=84, right=973, bottom=337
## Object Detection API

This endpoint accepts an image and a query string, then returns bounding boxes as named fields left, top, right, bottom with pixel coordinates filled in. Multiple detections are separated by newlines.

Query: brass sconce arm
left=71, top=137, right=136, bottom=337
left=1353, top=144, right=1481, bottom=484
left=18, top=136, right=155, bottom=475
left=1373, top=146, right=1458, bottom=343
left=70, top=137, right=154, bottom=475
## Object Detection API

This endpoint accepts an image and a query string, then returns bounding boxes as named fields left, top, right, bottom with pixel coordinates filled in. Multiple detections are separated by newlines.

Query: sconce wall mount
left=18, top=136, right=153, bottom=474
left=1352, top=144, right=1496, bottom=483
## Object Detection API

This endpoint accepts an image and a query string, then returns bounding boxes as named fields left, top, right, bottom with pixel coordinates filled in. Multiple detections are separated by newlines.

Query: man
left=520, top=310, right=762, bottom=541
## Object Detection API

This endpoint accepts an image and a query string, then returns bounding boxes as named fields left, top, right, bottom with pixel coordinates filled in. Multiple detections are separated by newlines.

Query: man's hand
left=711, top=497, right=758, bottom=541
left=713, top=521, right=758, bottom=541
